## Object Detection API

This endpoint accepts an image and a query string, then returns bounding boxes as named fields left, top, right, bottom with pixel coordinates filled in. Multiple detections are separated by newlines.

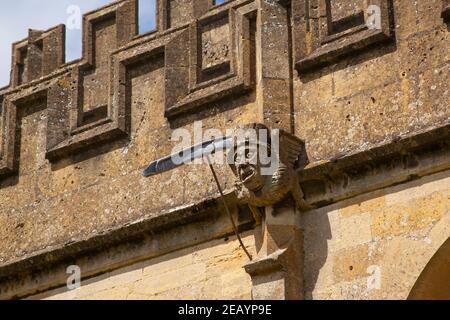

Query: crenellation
left=45, top=0, right=138, bottom=159
left=165, top=0, right=257, bottom=118
left=156, top=0, right=231, bottom=31
left=0, top=87, right=49, bottom=177
left=0, top=94, right=4, bottom=163
left=11, top=25, right=65, bottom=88
left=72, top=0, right=137, bottom=127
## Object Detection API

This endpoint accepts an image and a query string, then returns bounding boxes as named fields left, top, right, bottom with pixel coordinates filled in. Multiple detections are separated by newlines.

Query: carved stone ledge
left=244, top=249, right=285, bottom=276
left=244, top=247, right=304, bottom=300
left=294, top=0, right=395, bottom=73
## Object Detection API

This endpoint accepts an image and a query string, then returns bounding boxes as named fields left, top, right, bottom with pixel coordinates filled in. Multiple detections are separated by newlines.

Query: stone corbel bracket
left=242, top=199, right=305, bottom=300
left=294, top=0, right=395, bottom=73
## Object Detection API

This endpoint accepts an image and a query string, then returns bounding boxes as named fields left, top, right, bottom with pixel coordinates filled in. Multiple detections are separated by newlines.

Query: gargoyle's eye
left=246, top=147, right=256, bottom=159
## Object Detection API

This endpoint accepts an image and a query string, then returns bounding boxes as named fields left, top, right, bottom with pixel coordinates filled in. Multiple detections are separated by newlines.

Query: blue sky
left=0, top=0, right=156, bottom=87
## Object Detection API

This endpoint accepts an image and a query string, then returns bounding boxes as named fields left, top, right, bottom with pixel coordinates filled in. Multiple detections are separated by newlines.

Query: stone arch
left=408, top=237, right=450, bottom=300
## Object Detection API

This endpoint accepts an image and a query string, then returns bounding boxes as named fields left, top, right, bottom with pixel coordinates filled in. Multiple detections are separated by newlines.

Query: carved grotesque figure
left=228, top=123, right=308, bottom=209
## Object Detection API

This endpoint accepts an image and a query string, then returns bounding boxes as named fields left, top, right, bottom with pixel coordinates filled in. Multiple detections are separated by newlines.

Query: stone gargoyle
left=227, top=123, right=309, bottom=212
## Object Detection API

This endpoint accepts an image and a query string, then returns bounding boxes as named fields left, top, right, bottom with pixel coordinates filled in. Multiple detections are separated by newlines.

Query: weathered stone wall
left=0, top=52, right=255, bottom=264
left=0, top=0, right=448, bottom=300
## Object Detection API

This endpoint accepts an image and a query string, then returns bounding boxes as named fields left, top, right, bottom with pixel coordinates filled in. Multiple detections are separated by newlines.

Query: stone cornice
left=299, top=122, right=450, bottom=207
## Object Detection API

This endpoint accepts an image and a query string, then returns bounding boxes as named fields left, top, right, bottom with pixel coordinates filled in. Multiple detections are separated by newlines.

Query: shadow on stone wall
left=303, top=169, right=450, bottom=299
left=302, top=206, right=332, bottom=300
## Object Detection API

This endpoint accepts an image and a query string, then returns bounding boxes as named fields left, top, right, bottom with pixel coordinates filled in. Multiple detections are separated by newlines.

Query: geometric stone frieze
left=294, top=0, right=395, bottom=73
left=165, top=0, right=257, bottom=118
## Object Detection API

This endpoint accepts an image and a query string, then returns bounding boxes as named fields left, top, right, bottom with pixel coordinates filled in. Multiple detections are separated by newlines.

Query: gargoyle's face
left=233, top=144, right=267, bottom=193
